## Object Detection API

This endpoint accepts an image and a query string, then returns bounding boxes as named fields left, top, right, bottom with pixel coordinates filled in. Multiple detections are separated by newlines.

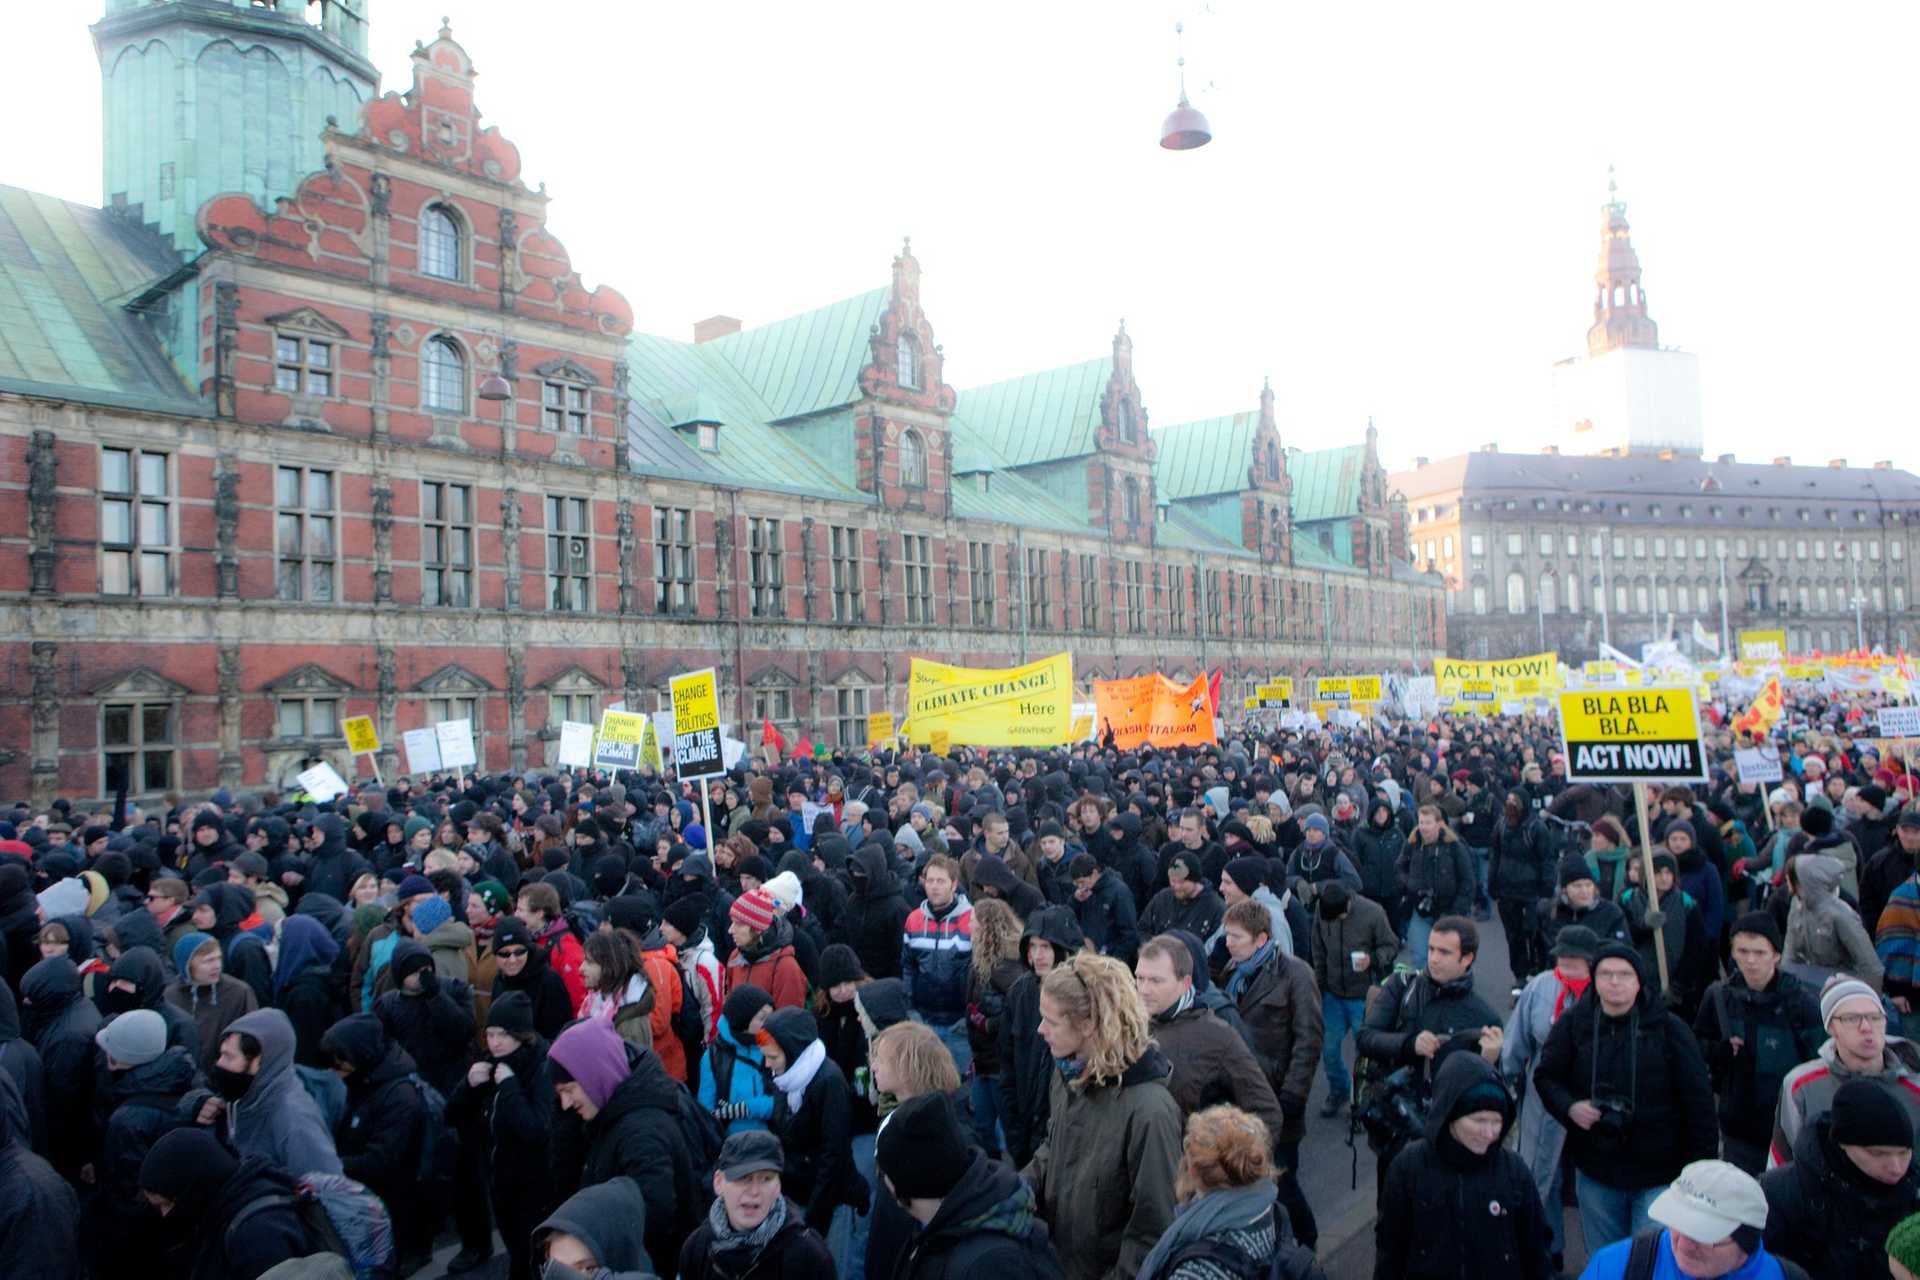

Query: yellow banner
left=1093, top=673, right=1218, bottom=750
left=929, top=729, right=951, bottom=755
left=1435, top=652, right=1559, bottom=700
left=906, top=653, right=1074, bottom=746
left=342, top=715, right=380, bottom=755
left=866, top=711, right=895, bottom=747
left=1738, top=629, right=1788, bottom=662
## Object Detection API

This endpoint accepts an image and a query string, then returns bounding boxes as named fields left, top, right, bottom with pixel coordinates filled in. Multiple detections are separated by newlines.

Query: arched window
left=1674, top=584, right=1690, bottom=613
left=1117, top=399, right=1136, bottom=444
left=1123, top=477, right=1141, bottom=524
left=422, top=336, right=467, bottom=413
left=899, top=429, right=927, bottom=488
left=1634, top=582, right=1650, bottom=614
left=895, top=334, right=920, bottom=390
left=1265, top=443, right=1279, bottom=483
left=1505, top=571, right=1525, bottom=614
left=1538, top=575, right=1556, bottom=615
left=420, top=203, right=462, bottom=281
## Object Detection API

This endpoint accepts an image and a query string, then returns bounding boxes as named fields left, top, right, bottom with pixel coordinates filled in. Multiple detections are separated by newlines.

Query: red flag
left=761, top=717, right=787, bottom=757
left=792, top=735, right=815, bottom=760
left=1207, top=669, right=1223, bottom=717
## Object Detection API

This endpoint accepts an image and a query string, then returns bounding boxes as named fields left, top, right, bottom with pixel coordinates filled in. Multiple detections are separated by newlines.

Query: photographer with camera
left=1396, top=805, right=1476, bottom=970
left=1532, top=942, right=1717, bottom=1253
left=1353, top=915, right=1503, bottom=1195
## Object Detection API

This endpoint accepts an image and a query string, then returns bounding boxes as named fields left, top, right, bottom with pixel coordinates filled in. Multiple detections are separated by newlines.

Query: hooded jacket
left=219, top=1007, right=343, bottom=1175
left=1784, top=854, right=1884, bottom=988
left=298, top=815, right=372, bottom=906
left=271, top=917, right=342, bottom=1069
left=535, top=1177, right=657, bottom=1278
left=95, top=1042, right=197, bottom=1207
left=106, top=945, right=201, bottom=1061
left=0, top=1097, right=80, bottom=1280
left=725, top=917, right=809, bottom=1011
left=1021, top=1044, right=1182, bottom=1280
left=1373, top=1053, right=1551, bottom=1280
left=322, top=1015, right=425, bottom=1210
left=891, top=1149, right=1064, bottom=1280
left=1488, top=792, right=1553, bottom=901
left=372, top=939, right=475, bottom=1094
left=1692, top=966, right=1824, bottom=1146
left=843, top=841, right=911, bottom=980
left=1071, top=869, right=1140, bottom=969
left=0, top=985, right=45, bottom=1156
left=19, top=958, right=99, bottom=1175
left=999, top=908, right=1084, bottom=1167
left=165, top=931, right=260, bottom=1074
left=1352, top=804, right=1407, bottom=908
left=1532, top=944, right=1719, bottom=1189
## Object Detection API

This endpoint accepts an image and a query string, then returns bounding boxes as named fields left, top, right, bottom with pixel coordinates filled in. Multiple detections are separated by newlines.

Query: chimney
left=1875, top=460, right=1894, bottom=470
left=1772, top=456, right=1792, bottom=466
left=1480, top=442, right=1499, bottom=453
left=1541, top=445, right=1560, bottom=456
left=1414, top=456, right=1429, bottom=468
left=1717, top=453, right=1736, bottom=464
left=1828, top=458, right=1848, bottom=469
left=693, top=315, right=742, bottom=344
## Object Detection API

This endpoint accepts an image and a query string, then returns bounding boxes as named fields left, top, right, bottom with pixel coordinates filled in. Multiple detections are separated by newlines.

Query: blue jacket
left=695, top=1020, right=777, bottom=1134
left=900, top=893, right=974, bottom=1023
left=1581, top=1231, right=1791, bottom=1280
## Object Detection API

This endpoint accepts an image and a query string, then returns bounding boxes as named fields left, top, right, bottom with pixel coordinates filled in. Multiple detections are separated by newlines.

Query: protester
left=1773, top=975, right=1920, bottom=1166
left=1577, top=1159, right=1806, bottom=1280
left=1502, top=923, right=1598, bottom=1269
left=1761, top=1077, right=1920, bottom=1279
left=1308, top=881, right=1397, bottom=1116
left=678, top=1129, right=837, bottom=1279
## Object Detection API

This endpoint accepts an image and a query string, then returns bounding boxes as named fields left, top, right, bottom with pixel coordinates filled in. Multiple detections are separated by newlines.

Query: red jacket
left=535, top=919, right=586, bottom=1009
left=725, top=943, right=808, bottom=1011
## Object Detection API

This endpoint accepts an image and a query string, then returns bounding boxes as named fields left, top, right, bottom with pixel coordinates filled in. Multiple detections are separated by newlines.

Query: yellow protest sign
left=1738, top=629, right=1788, bottom=662
left=1557, top=687, right=1706, bottom=783
left=866, top=711, right=895, bottom=747
left=1243, top=696, right=1259, bottom=710
left=342, top=716, right=380, bottom=755
left=929, top=729, right=951, bottom=755
left=906, top=653, right=1073, bottom=746
left=639, top=718, right=663, bottom=773
left=669, top=667, right=725, bottom=779
left=1435, top=652, right=1559, bottom=700
left=1783, top=663, right=1825, bottom=681
left=594, top=710, right=650, bottom=770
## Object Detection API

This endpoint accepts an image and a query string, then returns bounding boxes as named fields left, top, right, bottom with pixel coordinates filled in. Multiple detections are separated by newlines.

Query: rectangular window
left=102, top=700, right=176, bottom=796
left=1537, top=533, right=1553, bottom=556
left=1472, top=584, right=1488, bottom=614
left=276, top=696, right=339, bottom=740
left=546, top=495, right=591, bottom=612
left=274, top=333, right=334, bottom=397
left=903, top=533, right=934, bottom=624
left=101, top=447, right=173, bottom=597
left=421, top=481, right=473, bottom=607
left=834, top=687, right=869, bottom=749
left=654, top=507, right=695, bottom=615
left=1565, top=534, right=1578, bottom=556
left=548, top=692, right=596, bottom=730
left=1238, top=572, right=1253, bottom=634
left=1633, top=536, right=1647, bottom=558
left=275, top=466, right=335, bottom=603
left=1079, top=553, right=1099, bottom=629
left=749, top=517, right=784, bottom=618
left=1169, top=565, right=1187, bottom=633
left=1206, top=570, right=1223, bottom=635
left=1442, top=535, right=1454, bottom=559
left=542, top=381, right=589, bottom=434
left=1505, top=533, right=1523, bottom=556
left=968, top=541, right=995, bottom=626
left=1026, top=548, right=1050, bottom=628
left=1468, top=533, right=1485, bottom=558
left=1814, top=540, right=1826, bottom=561
left=752, top=688, right=793, bottom=724
left=1126, top=561, right=1144, bottom=633
left=830, top=525, right=863, bottom=622
left=1652, top=537, right=1666, bottom=557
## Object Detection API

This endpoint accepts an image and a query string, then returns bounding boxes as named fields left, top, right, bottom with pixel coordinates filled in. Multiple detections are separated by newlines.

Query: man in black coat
left=677, top=1131, right=837, bottom=1280
left=0, top=1071, right=78, bottom=1280
left=371, top=939, right=473, bottom=1094
left=1069, top=853, right=1140, bottom=967
left=1488, top=787, right=1553, bottom=979
left=18, top=956, right=99, bottom=1178
left=0, top=982, right=46, bottom=1156
left=139, top=1127, right=327, bottom=1280
left=84, top=1010, right=193, bottom=1279
left=320, top=1013, right=430, bottom=1267
left=1139, top=851, right=1225, bottom=944
left=100, top=944, right=200, bottom=1060
left=288, top=813, right=372, bottom=908
left=877, top=1091, right=1065, bottom=1280
left=844, top=840, right=910, bottom=980
left=999, top=907, right=1083, bottom=1167
left=1761, top=1077, right=1920, bottom=1280
left=1532, top=941, right=1718, bottom=1255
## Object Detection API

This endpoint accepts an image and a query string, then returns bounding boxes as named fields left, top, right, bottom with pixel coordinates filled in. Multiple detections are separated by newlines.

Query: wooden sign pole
left=1633, top=782, right=1671, bottom=995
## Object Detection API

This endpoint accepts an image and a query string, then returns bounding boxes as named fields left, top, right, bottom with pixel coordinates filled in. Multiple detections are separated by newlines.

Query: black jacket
left=371, top=940, right=475, bottom=1094
left=0, top=1112, right=79, bottom=1280
left=445, top=1033, right=556, bottom=1219
left=277, top=963, right=343, bottom=1070
left=491, top=939, right=575, bottom=1041
left=1692, top=968, right=1824, bottom=1145
left=0, top=983, right=46, bottom=1156
left=1399, top=836, right=1474, bottom=916
left=677, top=1197, right=837, bottom=1280
left=297, top=815, right=373, bottom=906
left=1351, top=816, right=1406, bottom=907
left=104, top=945, right=201, bottom=1062
left=1762, top=1109, right=1920, bottom=1280
left=1073, top=870, right=1140, bottom=968
left=1488, top=801, right=1553, bottom=901
left=19, top=958, right=99, bottom=1176
left=844, top=842, right=911, bottom=981
left=1374, top=1054, right=1551, bottom=1280
left=536, top=1177, right=658, bottom=1276
left=559, top=1043, right=695, bottom=1269
left=1140, top=884, right=1225, bottom=945
left=95, top=1043, right=195, bottom=1204
left=773, top=1053, right=865, bottom=1232
left=327, top=1017, right=425, bottom=1214
left=1356, top=967, right=1502, bottom=1081
left=892, top=1149, right=1066, bottom=1280
left=1544, top=897, right=1630, bottom=949
left=1532, top=946, right=1719, bottom=1190
left=186, top=1158, right=327, bottom=1280
left=1000, top=908, right=1084, bottom=1167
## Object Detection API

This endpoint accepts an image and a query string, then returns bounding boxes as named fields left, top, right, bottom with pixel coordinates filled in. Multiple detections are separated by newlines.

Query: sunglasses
left=495, top=946, right=529, bottom=959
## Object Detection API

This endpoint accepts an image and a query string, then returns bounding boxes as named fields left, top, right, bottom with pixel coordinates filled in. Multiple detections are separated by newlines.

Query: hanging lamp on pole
left=1159, top=21, right=1211, bottom=150
left=477, top=371, right=513, bottom=401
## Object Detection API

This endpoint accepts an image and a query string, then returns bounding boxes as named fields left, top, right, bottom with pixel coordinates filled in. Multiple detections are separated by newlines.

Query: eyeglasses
left=1833, top=1012, right=1888, bottom=1029
left=495, top=946, right=529, bottom=959
left=145, top=892, right=169, bottom=902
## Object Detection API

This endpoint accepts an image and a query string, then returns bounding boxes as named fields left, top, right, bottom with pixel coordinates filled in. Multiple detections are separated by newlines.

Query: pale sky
left=10, top=1, right=1919, bottom=470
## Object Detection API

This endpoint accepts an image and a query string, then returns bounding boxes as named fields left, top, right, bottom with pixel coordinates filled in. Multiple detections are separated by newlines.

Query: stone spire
left=1587, top=166, right=1660, bottom=356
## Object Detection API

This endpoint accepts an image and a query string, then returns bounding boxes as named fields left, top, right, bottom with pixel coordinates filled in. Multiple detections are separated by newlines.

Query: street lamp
left=1158, top=22, right=1212, bottom=150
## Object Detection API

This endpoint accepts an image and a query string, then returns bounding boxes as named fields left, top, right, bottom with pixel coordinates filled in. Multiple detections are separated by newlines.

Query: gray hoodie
left=223, top=1007, right=342, bottom=1175
left=1784, top=854, right=1883, bottom=990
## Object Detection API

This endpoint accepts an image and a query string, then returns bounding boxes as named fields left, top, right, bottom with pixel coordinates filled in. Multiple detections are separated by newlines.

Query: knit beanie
left=763, top=870, right=803, bottom=916
left=730, top=886, right=777, bottom=934
left=664, top=894, right=709, bottom=941
left=1558, top=854, right=1596, bottom=888
left=547, top=1018, right=633, bottom=1110
left=877, top=1091, right=975, bottom=1200
left=409, top=894, right=452, bottom=937
left=1664, top=820, right=1696, bottom=847
left=96, top=1008, right=167, bottom=1067
left=736, top=854, right=774, bottom=885
left=722, top=984, right=773, bottom=1042
left=1728, top=911, right=1782, bottom=953
left=1223, top=856, right=1267, bottom=898
left=1301, top=813, right=1330, bottom=836
left=473, top=880, right=511, bottom=917
left=141, top=1127, right=237, bottom=1202
left=493, top=916, right=534, bottom=953
left=395, top=874, right=435, bottom=900
left=1830, top=1078, right=1915, bottom=1148
left=1821, top=976, right=1882, bottom=1028
left=486, top=990, right=535, bottom=1037
left=1448, top=1077, right=1513, bottom=1123
left=819, top=943, right=865, bottom=989
left=1887, top=1211, right=1920, bottom=1273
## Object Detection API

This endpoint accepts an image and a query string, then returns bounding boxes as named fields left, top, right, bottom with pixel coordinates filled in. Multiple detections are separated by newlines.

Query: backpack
left=1623, top=1230, right=1808, bottom=1280
left=662, top=958, right=704, bottom=1058
left=227, top=1172, right=396, bottom=1280
left=564, top=900, right=604, bottom=943
left=406, top=1072, right=451, bottom=1182
left=671, top=1079, right=723, bottom=1212
left=1164, top=1236, right=1326, bottom=1280
left=707, top=1034, right=740, bottom=1102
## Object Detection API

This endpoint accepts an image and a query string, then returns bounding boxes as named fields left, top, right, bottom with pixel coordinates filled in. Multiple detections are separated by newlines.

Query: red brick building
left=0, top=5, right=1444, bottom=805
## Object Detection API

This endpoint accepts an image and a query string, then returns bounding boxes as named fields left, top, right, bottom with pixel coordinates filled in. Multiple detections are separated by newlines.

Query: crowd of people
left=4, top=684, right=1920, bottom=1279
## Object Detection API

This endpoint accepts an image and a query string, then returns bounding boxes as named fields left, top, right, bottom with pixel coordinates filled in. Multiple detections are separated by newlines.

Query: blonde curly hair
left=1040, top=953, right=1151, bottom=1089
left=970, top=896, right=1023, bottom=981
left=1174, top=1105, right=1275, bottom=1202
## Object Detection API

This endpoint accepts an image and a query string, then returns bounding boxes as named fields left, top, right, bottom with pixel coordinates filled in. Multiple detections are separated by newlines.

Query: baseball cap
left=1647, top=1160, right=1768, bottom=1244
left=716, top=1129, right=785, bottom=1180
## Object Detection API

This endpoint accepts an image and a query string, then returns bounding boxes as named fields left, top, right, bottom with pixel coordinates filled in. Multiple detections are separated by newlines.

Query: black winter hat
left=877, top=1091, right=975, bottom=1200
left=819, top=943, right=865, bottom=989
left=487, top=990, right=535, bottom=1037
left=664, top=894, right=709, bottom=941
left=1223, top=856, right=1267, bottom=897
left=1729, top=911, right=1783, bottom=953
left=1558, top=854, right=1598, bottom=888
left=723, top=984, right=773, bottom=1042
left=1802, top=806, right=1836, bottom=837
left=1831, top=1078, right=1914, bottom=1148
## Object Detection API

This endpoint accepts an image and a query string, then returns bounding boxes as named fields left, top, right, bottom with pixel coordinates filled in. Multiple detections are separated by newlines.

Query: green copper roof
left=0, top=186, right=204, bottom=415
left=1287, top=444, right=1367, bottom=524
left=1153, top=412, right=1257, bottom=500
left=951, top=356, right=1109, bottom=467
left=702, top=288, right=887, bottom=423
left=945, top=420, right=1097, bottom=535
left=1157, top=503, right=1252, bottom=557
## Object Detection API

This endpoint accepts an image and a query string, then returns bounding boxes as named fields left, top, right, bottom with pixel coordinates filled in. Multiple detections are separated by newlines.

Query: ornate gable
left=531, top=357, right=602, bottom=387
left=748, top=664, right=801, bottom=689
left=860, top=240, right=956, bottom=413
left=263, top=307, right=352, bottom=340
left=535, top=663, right=605, bottom=692
left=90, top=666, right=191, bottom=699
left=361, top=22, right=523, bottom=185
left=262, top=662, right=356, bottom=694
left=1096, top=322, right=1155, bottom=461
left=414, top=663, right=494, bottom=694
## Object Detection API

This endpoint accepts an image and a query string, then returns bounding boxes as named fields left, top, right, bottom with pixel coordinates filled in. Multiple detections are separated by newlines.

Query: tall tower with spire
left=1551, top=168, right=1702, bottom=457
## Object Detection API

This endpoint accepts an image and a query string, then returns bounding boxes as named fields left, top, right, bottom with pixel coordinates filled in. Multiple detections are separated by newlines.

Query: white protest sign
left=1735, top=747, right=1783, bottom=785
left=401, top=727, right=442, bottom=774
left=435, top=718, right=478, bottom=770
left=722, top=734, right=748, bottom=770
left=652, top=711, right=678, bottom=763
left=1878, top=706, right=1920, bottom=739
left=1500, top=700, right=1528, bottom=716
left=297, top=761, right=350, bottom=801
left=557, top=721, right=595, bottom=769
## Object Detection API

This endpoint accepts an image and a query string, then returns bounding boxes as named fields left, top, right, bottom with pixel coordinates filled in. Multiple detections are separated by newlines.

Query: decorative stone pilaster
left=376, top=646, right=399, bottom=780
left=27, top=428, right=56, bottom=596
left=29, top=641, right=59, bottom=810
left=507, top=643, right=527, bottom=772
left=369, top=314, right=392, bottom=444
left=213, top=281, right=239, bottom=417
left=371, top=482, right=394, bottom=603
left=500, top=487, right=523, bottom=611
left=801, top=517, right=816, bottom=623
left=621, top=650, right=643, bottom=710
left=214, top=453, right=240, bottom=599
left=217, top=646, right=243, bottom=789
left=615, top=497, right=635, bottom=615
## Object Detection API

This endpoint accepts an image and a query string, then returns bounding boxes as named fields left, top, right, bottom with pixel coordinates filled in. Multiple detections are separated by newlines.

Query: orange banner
left=1093, top=673, right=1218, bottom=750
left=1733, top=676, right=1784, bottom=741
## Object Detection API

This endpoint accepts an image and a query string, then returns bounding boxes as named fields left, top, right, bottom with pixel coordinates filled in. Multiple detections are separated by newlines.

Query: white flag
left=1693, top=618, right=1720, bottom=654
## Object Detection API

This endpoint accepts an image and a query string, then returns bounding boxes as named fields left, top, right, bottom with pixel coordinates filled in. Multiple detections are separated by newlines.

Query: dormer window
left=1266, top=443, right=1279, bottom=483
left=1117, top=399, right=1137, bottom=444
left=1124, top=477, right=1141, bottom=524
left=896, top=334, right=921, bottom=390
left=696, top=424, right=719, bottom=452
left=420, top=203, right=462, bottom=281
left=900, top=429, right=927, bottom=488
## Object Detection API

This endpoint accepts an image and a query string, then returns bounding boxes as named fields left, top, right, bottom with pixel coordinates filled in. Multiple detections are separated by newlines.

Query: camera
left=1360, top=1067, right=1430, bottom=1149
left=1591, top=1094, right=1635, bottom=1135
left=1416, top=893, right=1436, bottom=917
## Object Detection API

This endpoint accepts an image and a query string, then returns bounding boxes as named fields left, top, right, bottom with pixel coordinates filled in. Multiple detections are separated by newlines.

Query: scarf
left=1225, top=941, right=1275, bottom=1000
left=772, top=1038, right=828, bottom=1112
left=1152, top=986, right=1197, bottom=1026
left=1135, top=1180, right=1279, bottom=1280
left=1551, top=968, right=1591, bottom=1020
left=1055, top=1057, right=1087, bottom=1086
left=704, top=1187, right=788, bottom=1262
